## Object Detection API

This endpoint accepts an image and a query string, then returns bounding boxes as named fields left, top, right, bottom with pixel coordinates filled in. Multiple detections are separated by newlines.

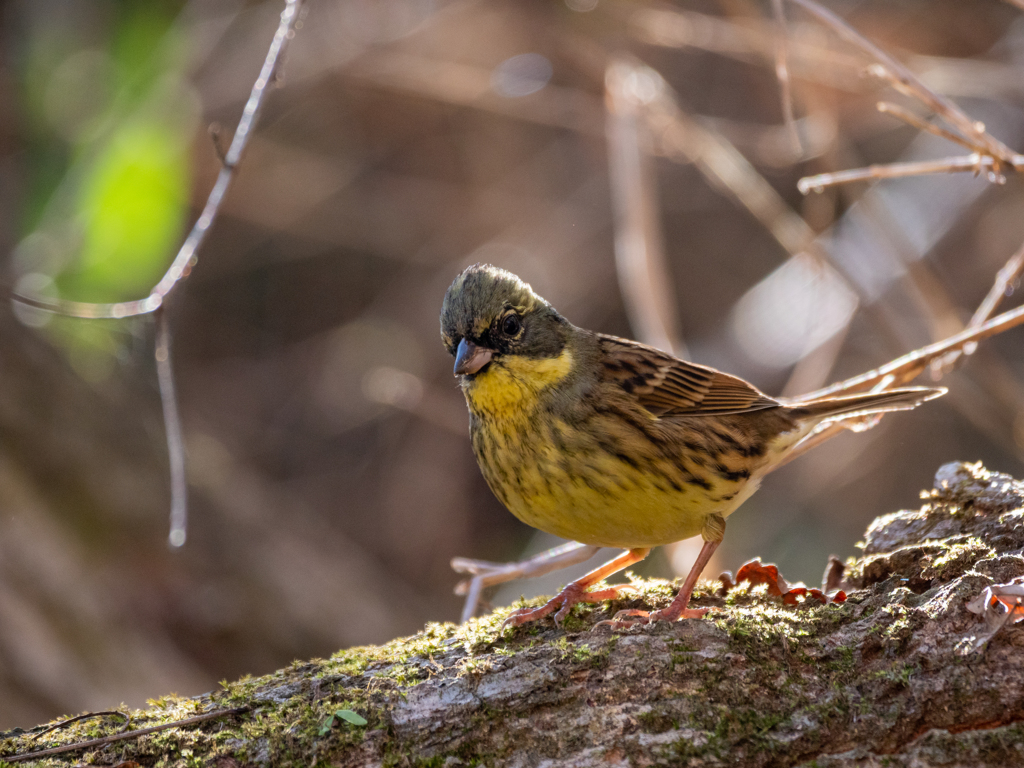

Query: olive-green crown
left=440, top=264, right=550, bottom=352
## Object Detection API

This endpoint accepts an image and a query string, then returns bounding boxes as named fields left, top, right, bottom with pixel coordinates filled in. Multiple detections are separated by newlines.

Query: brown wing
left=597, top=334, right=779, bottom=417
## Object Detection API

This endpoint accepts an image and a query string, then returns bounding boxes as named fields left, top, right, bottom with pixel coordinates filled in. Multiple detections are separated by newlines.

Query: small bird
left=440, top=264, right=945, bottom=628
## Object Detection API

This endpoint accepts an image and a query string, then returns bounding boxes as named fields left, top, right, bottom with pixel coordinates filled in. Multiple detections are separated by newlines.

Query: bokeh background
left=1, top=0, right=1023, bottom=729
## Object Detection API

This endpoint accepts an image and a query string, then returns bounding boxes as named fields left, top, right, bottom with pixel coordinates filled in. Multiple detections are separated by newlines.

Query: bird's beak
left=454, top=338, right=494, bottom=376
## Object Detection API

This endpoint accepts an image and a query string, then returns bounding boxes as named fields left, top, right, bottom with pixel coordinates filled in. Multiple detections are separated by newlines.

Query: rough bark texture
left=3, top=461, right=1024, bottom=768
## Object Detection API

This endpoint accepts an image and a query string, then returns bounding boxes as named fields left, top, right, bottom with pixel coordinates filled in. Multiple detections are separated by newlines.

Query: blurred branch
left=632, top=5, right=1024, bottom=101
left=605, top=57, right=686, bottom=357
left=770, top=0, right=801, bottom=155
left=155, top=308, right=187, bottom=548
left=629, top=6, right=863, bottom=88
left=635, top=1, right=1024, bottom=195
left=645, top=77, right=817, bottom=257
left=700, top=113, right=835, bottom=167
left=8, top=0, right=306, bottom=320
left=638, top=64, right=860, bottom=394
left=344, top=52, right=603, bottom=135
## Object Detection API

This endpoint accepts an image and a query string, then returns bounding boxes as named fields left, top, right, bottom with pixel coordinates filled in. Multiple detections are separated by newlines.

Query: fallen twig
left=3, top=707, right=248, bottom=763
left=30, top=711, right=130, bottom=742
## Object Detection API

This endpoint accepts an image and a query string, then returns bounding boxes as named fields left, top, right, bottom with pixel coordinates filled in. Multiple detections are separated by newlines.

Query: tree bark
left=3, top=461, right=1024, bottom=767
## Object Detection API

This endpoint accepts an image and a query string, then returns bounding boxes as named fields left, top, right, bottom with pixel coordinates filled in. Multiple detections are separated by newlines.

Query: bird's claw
left=500, top=582, right=635, bottom=631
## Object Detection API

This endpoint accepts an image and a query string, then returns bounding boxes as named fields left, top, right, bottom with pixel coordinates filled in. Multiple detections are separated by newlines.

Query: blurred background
left=1, top=0, right=1023, bottom=729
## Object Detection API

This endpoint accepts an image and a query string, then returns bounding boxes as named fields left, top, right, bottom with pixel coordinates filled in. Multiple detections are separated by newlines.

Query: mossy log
left=3, top=461, right=1024, bottom=767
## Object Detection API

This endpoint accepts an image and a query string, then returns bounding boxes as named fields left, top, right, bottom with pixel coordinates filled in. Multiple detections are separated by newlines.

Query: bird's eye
left=502, top=313, right=522, bottom=337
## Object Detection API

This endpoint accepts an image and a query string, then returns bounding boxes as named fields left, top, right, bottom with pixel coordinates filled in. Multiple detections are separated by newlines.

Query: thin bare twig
left=970, top=243, right=1024, bottom=330
left=792, top=301, right=1024, bottom=403
left=156, top=308, right=187, bottom=548
left=345, top=53, right=603, bottom=137
left=771, top=0, right=802, bottom=155
left=866, top=65, right=1023, bottom=171
left=932, top=239, right=1024, bottom=374
left=798, top=154, right=1004, bottom=194
left=787, top=0, right=1020, bottom=164
left=776, top=300, right=1024, bottom=467
left=30, top=711, right=130, bottom=741
left=3, top=707, right=248, bottom=763
left=9, top=0, right=305, bottom=320
left=875, top=102, right=981, bottom=154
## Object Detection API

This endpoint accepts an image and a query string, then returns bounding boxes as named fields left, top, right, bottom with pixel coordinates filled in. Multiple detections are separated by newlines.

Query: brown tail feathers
left=787, top=386, right=946, bottom=422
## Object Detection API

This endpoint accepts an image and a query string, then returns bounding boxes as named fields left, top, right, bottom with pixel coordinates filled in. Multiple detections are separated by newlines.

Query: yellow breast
left=463, top=351, right=751, bottom=548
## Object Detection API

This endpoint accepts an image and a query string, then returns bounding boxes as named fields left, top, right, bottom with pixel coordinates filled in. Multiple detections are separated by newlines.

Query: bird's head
left=440, top=264, right=569, bottom=378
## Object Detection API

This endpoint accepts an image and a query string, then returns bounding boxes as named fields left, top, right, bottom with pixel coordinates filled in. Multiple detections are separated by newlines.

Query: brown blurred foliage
left=1, top=0, right=1024, bottom=729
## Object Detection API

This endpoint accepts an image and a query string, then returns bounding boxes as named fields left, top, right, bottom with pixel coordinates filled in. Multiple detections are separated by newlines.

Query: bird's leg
left=501, top=547, right=651, bottom=629
left=602, top=516, right=724, bottom=628
left=452, top=542, right=601, bottom=623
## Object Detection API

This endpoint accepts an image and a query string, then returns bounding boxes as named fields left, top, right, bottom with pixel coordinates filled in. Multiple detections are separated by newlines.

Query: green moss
left=637, top=707, right=679, bottom=734
left=927, top=537, right=995, bottom=581
left=827, top=644, right=856, bottom=677
left=713, top=603, right=814, bottom=656
left=871, top=663, right=918, bottom=688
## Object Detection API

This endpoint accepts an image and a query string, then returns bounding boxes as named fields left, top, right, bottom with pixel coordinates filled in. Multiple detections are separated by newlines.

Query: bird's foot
left=501, top=581, right=635, bottom=630
left=595, top=605, right=709, bottom=630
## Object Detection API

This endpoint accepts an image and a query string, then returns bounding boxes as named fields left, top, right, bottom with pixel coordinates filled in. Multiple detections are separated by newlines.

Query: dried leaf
left=721, top=558, right=847, bottom=605
left=964, top=577, right=1024, bottom=651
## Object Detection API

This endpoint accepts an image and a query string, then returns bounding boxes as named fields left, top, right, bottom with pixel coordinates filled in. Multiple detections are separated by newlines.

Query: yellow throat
left=463, top=348, right=574, bottom=420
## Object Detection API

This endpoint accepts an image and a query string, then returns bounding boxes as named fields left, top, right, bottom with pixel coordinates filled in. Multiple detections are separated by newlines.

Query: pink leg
left=600, top=537, right=721, bottom=628
left=501, top=548, right=651, bottom=629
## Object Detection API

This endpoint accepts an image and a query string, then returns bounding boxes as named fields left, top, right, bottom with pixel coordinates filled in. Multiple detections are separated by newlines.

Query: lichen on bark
left=3, top=461, right=1024, bottom=768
